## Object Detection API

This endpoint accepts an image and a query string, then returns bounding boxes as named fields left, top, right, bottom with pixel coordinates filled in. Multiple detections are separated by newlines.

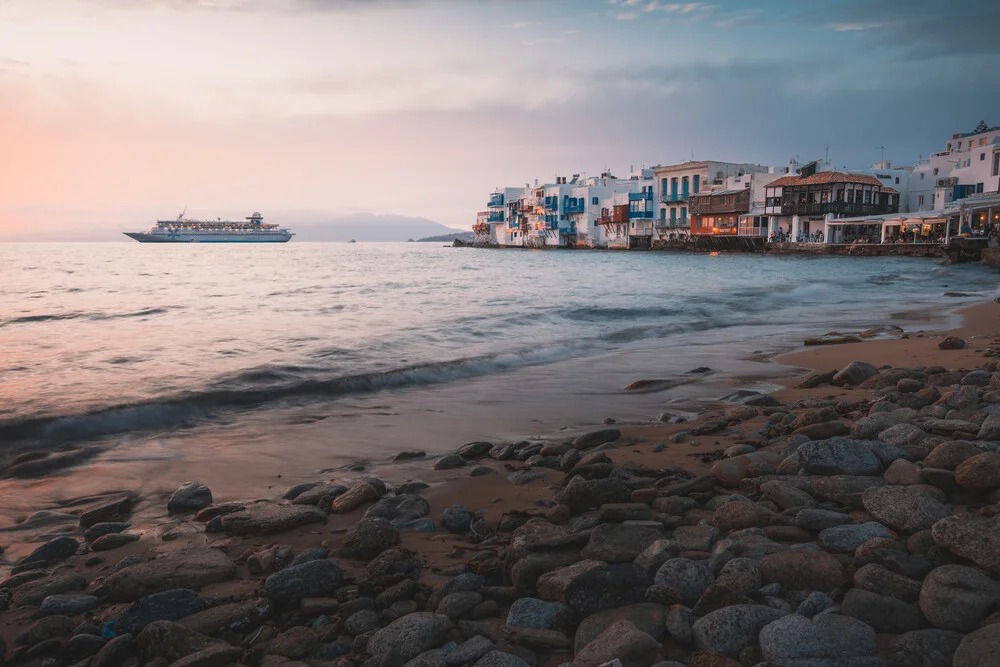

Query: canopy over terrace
left=823, top=211, right=949, bottom=245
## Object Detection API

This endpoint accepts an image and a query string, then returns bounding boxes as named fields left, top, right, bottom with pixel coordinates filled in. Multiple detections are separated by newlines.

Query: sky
left=1, top=0, right=998, bottom=239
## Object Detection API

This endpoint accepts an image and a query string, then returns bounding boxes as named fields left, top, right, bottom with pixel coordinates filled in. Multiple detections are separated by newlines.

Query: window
left=693, top=175, right=700, bottom=193
left=947, top=143, right=952, bottom=151
left=933, top=168, right=939, bottom=176
left=981, top=138, right=988, bottom=146
left=982, top=153, right=987, bottom=161
left=993, top=153, right=999, bottom=177
left=681, top=207, right=687, bottom=220
left=918, top=195, right=925, bottom=206
left=977, top=183, right=985, bottom=193
left=661, top=179, right=668, bottom=196
left=895, top=177, right=900, bottom=184
left=920, top=172, right=924, bottom=180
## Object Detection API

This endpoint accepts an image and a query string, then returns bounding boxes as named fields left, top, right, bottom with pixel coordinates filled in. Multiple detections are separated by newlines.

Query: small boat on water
left=349, top=239, right=357, bottom=243
left=124, top=212, right=294, bottom=243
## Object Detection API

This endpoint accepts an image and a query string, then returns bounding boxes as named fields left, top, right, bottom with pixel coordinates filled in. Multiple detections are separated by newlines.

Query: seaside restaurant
left=823, top=212, right=949, bottom=244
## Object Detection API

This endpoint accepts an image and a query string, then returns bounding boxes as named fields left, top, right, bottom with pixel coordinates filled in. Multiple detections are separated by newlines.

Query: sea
left=0, top=242, right=997, bottom=523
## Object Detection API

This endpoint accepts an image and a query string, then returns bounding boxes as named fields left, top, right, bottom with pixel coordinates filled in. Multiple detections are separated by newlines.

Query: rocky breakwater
left=8, top=349, right=1000, bottom=666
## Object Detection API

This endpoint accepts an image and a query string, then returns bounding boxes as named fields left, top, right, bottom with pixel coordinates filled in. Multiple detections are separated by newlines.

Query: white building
left=910, top=122, right=1000, bottom=213
left=652, top=160, right=770, bottom=238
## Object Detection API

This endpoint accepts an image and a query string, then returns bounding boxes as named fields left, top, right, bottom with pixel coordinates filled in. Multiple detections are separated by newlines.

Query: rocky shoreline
left=4, top=305, right=1000, bottom=667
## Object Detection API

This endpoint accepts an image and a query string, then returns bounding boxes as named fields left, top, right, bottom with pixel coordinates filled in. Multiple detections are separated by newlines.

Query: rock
left=63, top=633, right=107, bottom=661
left=713, top=500, right=777, bottom=532
left=952, top=624, right=1000, bottom=667
left=557, top=476, right=631, bottom=514
left=79, top=495, right=134, bottom=528
left=38, top=594, right=100, bottom=616
left=886, top=628, right=963, bottom=667
left=919, top=564, right=1000, bottom=632
left=363, top=495, right=432, bottom=525
left=269, top=626, right=318, bottom=659
left=437, top=591, right=482, bottom=619
left=508, top=469, right=546, bottom=485
left=573, top=603, right=666, bottom=653
left=759, top=614, right=876, bottom=665
left=506, top=598, right=570, bottom=630
left=282, top=481, right=320, bottom=499
left=113, top=589, right=207, bottom=634
left=879, top=423, right=928, bottom=447
left=925, top=441, right=984, bottom=469
left=812, top=476, right=883, bottom=509
left=955, top=452, right=1000, bottom=491
left=715, top=558, right=761, bottom=596
left=91, top=633, right=134, bottom=667
left=797, top=591, right=835, bottom=617
left=599, top=503, right=653, bottom=522
left=759, top=549, right=844, bottom=594
left=178, top=598, right=272, bottom=637
left=474, top=651, right=532, bottom=667
left=16, top=536, right=79, bottom=570
left=797, top=437, right=882, bottom=476
left=91, top=532, right=141, bottom=551
left=539, top=561, right=647, bottom=617
left=16, top=614, right=76, bottom=645
left=220, top=503, right=325, bottom=536
left=341, top=518, right=400, bottom=559
left=574, top=620, right=660, bottom=667
left=841, top=588, right=926, bottom=633
left=83, top=521, right=132, bottom=541
left=884, top=459, right=923, bottom=485
left=796, top=508, right=854, bottom=532
left=98, top=549, right=235, bottom=602
left=818, top=522, right=893, bottom=552
left=167, top=482, right=213, bottom=513
left=292, top=483, right=348, bottom=506
left=441, top=504, right=474, bottom=533
left=759, top=481, right=814, bottom=510
left=435, top=454, right=466, bottom=470
left=573, top=429, right=621, bottom=449
left=804, top=333, right=862, bottom=346
left=265, top=559, right=341, bottom=606
left=459, top=441, right=493, bottom=459
left=860, top=485, right=951, bottom=534
left=136, top=620, right=221, bottom=663
left=938, top=336, right=966, bottom=350
left=11, top=572, right=87, bottom=607
left=932, top=514, right=1000, bottom=574
left=854, top=564, right=922, bottom=603
left=833, top=361, right=879, bottom=387
left=581, top=523, right=662, bottom=563
left=330, top=482, right=380, bottom=513
left=653, top=559, right=714, bottom=606
left=691, top=604, right=787, bottom=658
left=169, top=645, right=244, bottom=667
left=366, top=612, right=453, bottom=662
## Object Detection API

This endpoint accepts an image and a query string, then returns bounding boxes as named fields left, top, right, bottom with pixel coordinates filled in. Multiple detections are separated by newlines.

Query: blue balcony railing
left=563, top=203, right=585, bottom=213
left=661, top=193, right=685, bottom=203
left=629, top=210, right=654, bottom=219
left=629, top=191, right=654, bottom=202
left=487, top=212, right=504, bottom=223
left=560, top=225, right=578, bottom=235
left=488, top=193, right=504, bottom=207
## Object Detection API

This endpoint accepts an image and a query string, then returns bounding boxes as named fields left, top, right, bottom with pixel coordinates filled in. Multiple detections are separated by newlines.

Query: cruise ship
left=124, top=212, right=294, bottom=243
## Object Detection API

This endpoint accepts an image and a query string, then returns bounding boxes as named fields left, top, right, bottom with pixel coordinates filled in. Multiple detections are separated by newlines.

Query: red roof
left=883, top=187, right=899, bottom=194
left=766, top=171, right=884, bottom=188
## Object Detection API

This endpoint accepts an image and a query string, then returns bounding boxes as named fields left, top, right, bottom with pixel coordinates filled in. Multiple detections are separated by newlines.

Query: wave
left=0, top=307, right=173, bottom=328
left=0, top=346, right=582, bottom=447
left=558, top=305, right=680, bottom=322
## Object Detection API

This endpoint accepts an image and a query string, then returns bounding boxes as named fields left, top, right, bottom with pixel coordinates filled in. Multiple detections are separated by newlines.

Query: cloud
left=645, top=1, right=711, bottom=13
left=615, top=10, right=638, bottom=19
left=82, top=0, right=426, bottom=11
left=826, top=21, right=882, bottom=32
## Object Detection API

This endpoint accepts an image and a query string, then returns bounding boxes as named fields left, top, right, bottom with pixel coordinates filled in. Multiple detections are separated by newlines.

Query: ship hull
left=124, top=232, right=293, bottom=243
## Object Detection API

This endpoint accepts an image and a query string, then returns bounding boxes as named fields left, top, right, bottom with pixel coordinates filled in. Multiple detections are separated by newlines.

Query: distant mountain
left=414, top=231, right=474, bottom=243
left=291, top=213, right=467, bottom=242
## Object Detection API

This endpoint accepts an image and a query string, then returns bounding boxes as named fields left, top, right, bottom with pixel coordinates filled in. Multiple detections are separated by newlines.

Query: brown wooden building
left=688, top=188, right=751, bottom=235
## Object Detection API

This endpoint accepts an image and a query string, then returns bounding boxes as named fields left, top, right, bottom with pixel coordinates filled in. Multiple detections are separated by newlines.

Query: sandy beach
left=3, top=297, right=1000, bottom=666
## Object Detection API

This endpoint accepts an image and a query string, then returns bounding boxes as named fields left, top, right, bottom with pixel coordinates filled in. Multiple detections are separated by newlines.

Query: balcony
left=563, top=202, right=585, bottom=213
left=629, top=191, right=654, bottom=202
left=487, top=212, right=504, bottom=223
left=780, top=201, right=896, bottom=216
left=629, top=210, right=654, bottom=220
left=559, top=225, right=578, bottom=235
left=488, top=193, right=504, bottom=208
left=660, top=193, right=686, bottom=203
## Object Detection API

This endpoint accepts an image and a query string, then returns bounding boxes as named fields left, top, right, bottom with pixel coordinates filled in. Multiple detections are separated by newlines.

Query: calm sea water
left=0, top=242, right=996, bottom=519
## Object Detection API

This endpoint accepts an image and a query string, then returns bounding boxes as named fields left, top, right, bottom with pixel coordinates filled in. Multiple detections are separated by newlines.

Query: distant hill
left=414, top=231, right=474, bottom=243
left=291, top=213, right=467, bottom=242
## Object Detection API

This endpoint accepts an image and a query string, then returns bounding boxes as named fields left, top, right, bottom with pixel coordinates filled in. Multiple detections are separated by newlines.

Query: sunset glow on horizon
left=2, top=0, right=998, bottom=239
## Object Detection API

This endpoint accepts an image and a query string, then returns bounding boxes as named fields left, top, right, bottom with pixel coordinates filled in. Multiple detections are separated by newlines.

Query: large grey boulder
left=919, top=565, right=1000, bottom=632
left=691, top=604, right=787, bottom=657
left=581, top=523, right=663, bottom=563
left=366, top=612, right=452, bottom=662
left=505, top=598, right=569, bottom=630
left=952, top=624, right=1000, bottom=667
left=167, top=482, right=212, bottom=514
left=653, top=559, right=714, bottom=606
left=819, top=522, right=893, bottom=552
left=220, top=503, right=325, bottom=536
left=861, top=485, right=951, bottom=533
left=759, top=613, right=877, bottom=665
left=557, top=476, right=631, bottom=513
left=833, top=361, right=879, bottom=386
left=264, top=559, right=341, bottom=606
left=573, top=603, right=667, bottom=654
left=112, top=589, right=205, bottom=634
left=98, top=550, right=235, bottom=602
left=840, top=588, right=926, bottom=634
left=886, top=629, right=963, bottom=667
left=932, top=514, right=1000, bottom=574
left=759, top=549, right=844, bottom=594
left=574, top=620, right=660, bottom=667
left=797, top=438, right=882, bottom=476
